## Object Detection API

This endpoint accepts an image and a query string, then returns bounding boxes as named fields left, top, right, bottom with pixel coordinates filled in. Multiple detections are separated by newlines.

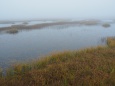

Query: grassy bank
left=0, top=37, right=115, bottom=86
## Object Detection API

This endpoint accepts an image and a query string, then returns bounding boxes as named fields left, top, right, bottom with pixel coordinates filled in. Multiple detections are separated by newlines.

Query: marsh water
left=0, top=20, right=115, bottom=69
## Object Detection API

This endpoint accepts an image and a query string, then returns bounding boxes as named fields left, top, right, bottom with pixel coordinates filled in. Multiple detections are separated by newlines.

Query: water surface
left=0, top=21, right=115, bottom=69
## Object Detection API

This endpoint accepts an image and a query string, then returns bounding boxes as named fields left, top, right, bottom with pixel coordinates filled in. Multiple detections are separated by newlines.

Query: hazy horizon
left=0, top=0, right=115, bottom=20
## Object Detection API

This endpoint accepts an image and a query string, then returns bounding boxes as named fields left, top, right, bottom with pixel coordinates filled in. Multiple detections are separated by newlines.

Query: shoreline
left=0, top=20, right=100, bottom=32
left=0, top=37, right=115, bottom=85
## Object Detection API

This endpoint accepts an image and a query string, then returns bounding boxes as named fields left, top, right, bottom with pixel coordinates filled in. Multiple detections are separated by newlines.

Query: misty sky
left=0, top=0, right=115, bottom=20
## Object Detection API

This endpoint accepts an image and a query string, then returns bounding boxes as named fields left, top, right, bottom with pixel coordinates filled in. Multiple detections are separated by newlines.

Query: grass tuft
left=0, top=68, right=2, bottom=77
left=6, top=28, right=18, bottom=34
left=102, top=23, right=111, bottom=28
left=107, top=37, right=115, bottom=48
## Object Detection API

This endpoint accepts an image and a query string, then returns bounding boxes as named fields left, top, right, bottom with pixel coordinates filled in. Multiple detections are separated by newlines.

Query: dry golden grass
left=0, top=37, right=115, bottom=86
left=107, top=37, right=115, bottom=47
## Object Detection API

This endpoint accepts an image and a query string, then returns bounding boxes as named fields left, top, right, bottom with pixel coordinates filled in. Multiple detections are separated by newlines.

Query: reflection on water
left=100, top=37, right=107, bottom=43
left=0, top=22, right=115, bottom=69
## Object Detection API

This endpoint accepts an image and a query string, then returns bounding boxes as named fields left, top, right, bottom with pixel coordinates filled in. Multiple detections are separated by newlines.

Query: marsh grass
left=0, top=38, right=115, bottom=86
left=0, top=20, right=100, bottom=32
left=0, top=68, right=2, bottom=77
left=78, top=20, right=99, bottom=25
left=6, top=28, right=18, bottom=34
left=107, top=37, right=115, bottom=47
left=102, top=23, right=111, bottom=28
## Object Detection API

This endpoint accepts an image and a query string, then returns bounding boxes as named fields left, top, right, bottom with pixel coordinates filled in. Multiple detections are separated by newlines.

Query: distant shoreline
left=0, top=20, right=100, bottom=31
left=0, top=19, right=114, bottom=34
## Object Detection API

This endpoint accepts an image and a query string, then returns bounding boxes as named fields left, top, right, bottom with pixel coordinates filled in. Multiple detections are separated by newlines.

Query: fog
left=0, top=0, right=115, bottom=20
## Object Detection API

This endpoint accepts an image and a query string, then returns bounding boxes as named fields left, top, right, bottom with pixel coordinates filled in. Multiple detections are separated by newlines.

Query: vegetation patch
left=6, top=28, right=19, bottom=34
left=0, top=20, right=100, bottom=32
left=79, top=20, right=99, bottom=25
left=102, top=23, right=111, bottom=28
left=0, top=38, right=115, bottom=86
left=107, top=37, right=115, bottom=47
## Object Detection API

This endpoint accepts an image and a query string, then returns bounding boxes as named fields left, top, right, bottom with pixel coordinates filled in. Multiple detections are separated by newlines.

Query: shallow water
left=0, top=20, right=55, bottom=28
left=0, top=21, right=115, bottom=68
left=28, top=20, right=54, bottom=25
